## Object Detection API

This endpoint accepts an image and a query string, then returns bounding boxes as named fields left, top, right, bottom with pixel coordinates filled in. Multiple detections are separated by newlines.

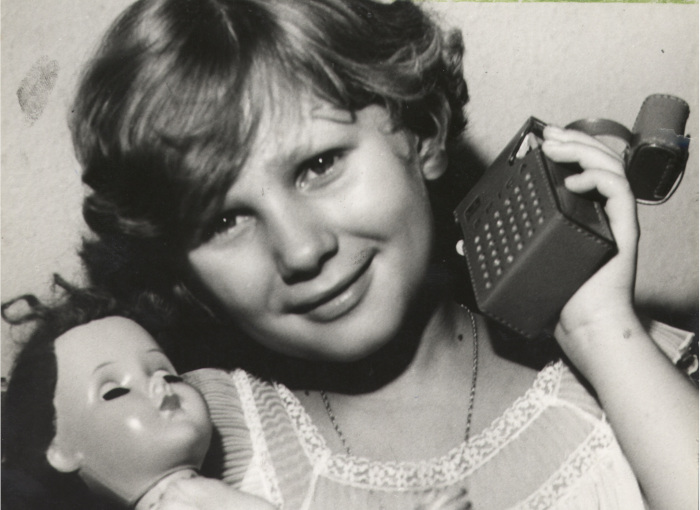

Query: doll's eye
left=102, top=387, right=130, bottom=400
left=163, top=374, right=183, bottom=384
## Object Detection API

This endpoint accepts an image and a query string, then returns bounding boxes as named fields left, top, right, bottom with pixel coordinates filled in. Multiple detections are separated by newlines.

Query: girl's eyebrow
left=310, top=105, right=354, bottom=124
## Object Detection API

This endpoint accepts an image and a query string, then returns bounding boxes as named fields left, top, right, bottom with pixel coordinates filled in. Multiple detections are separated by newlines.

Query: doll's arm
left=154, top=475, right=276, bottom=510
left=542, top=126, right=698, bottom=510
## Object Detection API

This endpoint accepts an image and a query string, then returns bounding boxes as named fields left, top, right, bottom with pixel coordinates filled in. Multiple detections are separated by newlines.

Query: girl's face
left=48, top=317, right=211, bottom=504
left=187, top=100, right=444, bottom=362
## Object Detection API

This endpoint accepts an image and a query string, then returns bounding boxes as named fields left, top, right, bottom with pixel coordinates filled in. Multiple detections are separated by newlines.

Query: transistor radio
left=454, top=95, right=690, bottom=338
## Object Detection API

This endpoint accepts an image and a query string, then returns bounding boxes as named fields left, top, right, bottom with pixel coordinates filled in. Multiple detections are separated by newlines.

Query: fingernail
left=541, top=140, right=562, bottom=151
left=543, top=125, right=566, bottom=141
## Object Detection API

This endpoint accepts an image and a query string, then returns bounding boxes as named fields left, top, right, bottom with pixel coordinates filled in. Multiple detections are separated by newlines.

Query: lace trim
left=275, top=361, right=565, bottom=490
left=233, top=370, right=284, bottom=507
left=516, top=422, right=617, bottom=510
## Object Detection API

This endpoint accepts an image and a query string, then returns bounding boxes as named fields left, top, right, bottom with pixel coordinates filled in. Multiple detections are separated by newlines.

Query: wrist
left=554, top=308, right=647, bottom=381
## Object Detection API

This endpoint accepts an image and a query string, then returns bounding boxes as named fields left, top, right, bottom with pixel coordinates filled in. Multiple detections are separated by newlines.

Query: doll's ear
left=46, top=440, right=81, bottom=473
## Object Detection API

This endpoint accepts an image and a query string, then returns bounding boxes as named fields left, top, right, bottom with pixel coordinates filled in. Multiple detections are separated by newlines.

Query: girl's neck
left=292, top=297, right=479, bottom=461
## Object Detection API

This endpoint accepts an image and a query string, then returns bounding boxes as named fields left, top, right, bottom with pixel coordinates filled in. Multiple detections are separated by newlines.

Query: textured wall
left=2, top=1, right=698, bottom=376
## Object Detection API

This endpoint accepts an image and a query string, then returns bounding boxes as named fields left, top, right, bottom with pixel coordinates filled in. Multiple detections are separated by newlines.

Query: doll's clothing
left=185, top=359, right=647, bottom=510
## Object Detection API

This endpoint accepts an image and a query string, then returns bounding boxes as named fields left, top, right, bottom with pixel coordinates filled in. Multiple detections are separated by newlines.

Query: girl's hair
left=74, top=0, right=472, bottom=369
left=1, top=276, right=168, bottom=509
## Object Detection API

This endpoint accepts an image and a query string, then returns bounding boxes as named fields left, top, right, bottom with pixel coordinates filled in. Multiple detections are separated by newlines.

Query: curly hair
left=73, top=0, right=472, bottom=369
left=1, top=276, right=170, bottom=509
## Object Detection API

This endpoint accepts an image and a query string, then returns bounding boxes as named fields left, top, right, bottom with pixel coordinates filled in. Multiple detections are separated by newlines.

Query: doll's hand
left=158, top=477, right=276, bottom=510
left=541, top=126, right=640, bottom=371
left=415, top=487, right=472, bottom=510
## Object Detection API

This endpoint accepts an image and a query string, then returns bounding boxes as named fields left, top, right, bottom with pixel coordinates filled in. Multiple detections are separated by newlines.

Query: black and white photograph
left=2, top=1, right=698, bottom=509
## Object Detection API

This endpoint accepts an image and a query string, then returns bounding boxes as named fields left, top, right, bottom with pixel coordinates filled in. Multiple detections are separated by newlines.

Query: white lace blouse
left=184, top=359, right=649, bottom=510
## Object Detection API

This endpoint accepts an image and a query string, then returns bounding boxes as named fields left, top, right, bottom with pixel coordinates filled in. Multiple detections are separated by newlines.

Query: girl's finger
left=543, top=125, right=622, bottom=160
left=420, top=487, right=472, bottom=510
left=564, top=169, right=639, bottom=248
left=157, top=501, right=194, bottom=510
left=542, top=138, right=625, bottom=176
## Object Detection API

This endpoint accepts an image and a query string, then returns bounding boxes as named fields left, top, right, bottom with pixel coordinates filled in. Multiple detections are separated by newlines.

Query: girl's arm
left=159, top=476, right=473, bottom=510
left=542, top=126, right=698, bottom=510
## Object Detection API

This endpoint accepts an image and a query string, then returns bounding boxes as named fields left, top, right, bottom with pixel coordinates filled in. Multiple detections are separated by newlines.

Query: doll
left=1, top=282, right=275, bottom=510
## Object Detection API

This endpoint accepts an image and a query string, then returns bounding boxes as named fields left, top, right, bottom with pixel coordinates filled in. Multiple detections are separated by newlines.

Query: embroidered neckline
left=274, top=360, right=564, bottom=489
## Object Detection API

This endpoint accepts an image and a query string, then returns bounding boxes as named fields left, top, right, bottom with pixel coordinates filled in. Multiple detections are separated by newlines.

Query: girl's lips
left=289, top=254, right=374, bottom=323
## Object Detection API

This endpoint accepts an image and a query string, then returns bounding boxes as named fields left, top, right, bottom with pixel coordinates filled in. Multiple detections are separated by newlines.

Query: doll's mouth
left=160, top=394, right=181, bottom=411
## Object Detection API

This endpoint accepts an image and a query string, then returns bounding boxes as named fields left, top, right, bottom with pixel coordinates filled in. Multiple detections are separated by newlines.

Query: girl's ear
left=46, top=440, right=81, bottom=473
left=418, top=139, right=448, bottom=181
left=417, top=111, right=449, bottom=181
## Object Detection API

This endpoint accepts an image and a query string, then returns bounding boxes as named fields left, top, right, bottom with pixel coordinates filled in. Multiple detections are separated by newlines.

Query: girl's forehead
left=248, top=92, right=355, bottom=153
left=258, top=91, right=353, bottom=130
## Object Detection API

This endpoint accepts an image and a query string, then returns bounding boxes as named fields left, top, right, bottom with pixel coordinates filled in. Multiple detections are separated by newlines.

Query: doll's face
left=47, top=317, right=212, bottom=505
left=187, top=100, right=446, bottom=362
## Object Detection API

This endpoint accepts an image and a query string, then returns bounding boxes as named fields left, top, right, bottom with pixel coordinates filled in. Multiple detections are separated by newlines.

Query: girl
left=70, top=0, right=697, bottom=508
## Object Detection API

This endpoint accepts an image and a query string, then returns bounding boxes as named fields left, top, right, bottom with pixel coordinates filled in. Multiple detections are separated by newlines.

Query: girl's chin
left=291, top=322, right=403, bottom=363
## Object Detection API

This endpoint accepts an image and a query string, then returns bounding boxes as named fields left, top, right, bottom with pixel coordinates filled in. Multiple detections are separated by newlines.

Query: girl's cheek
left=209, top=252, right=274, bottom=312
left=343, top=170, right=425, bottom=233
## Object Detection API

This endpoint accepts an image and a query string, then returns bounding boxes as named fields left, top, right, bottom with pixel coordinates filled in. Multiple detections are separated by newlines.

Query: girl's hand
left=541, top=126, right=640, bottom=371
left=158, top=477, right=276, bottom=510
left=416, top=486, right=472, bottom=510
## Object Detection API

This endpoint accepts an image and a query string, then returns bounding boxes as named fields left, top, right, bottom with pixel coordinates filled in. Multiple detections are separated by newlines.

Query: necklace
left=320, top=306, right=479, bottom=457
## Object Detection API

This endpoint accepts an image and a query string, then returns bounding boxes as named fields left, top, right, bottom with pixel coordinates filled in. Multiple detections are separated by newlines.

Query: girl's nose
left=269, top=206, right=338, bottom=283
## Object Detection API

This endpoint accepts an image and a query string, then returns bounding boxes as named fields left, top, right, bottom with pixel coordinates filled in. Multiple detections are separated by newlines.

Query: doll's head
left=48, top=316, right=212, bottom=506
left=2, top=280, right=211, bottom=508
left=74, top=0, right=471, bottom=361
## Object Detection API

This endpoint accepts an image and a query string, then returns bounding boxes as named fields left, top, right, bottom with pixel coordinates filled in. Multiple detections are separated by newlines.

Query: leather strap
left=565, top=118, right=633, bottom=144
left=564, top=94, right=690, bottom=204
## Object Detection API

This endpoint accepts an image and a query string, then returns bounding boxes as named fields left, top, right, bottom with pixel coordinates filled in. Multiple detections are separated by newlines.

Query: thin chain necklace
left=320, top=306, right=479, bottom=456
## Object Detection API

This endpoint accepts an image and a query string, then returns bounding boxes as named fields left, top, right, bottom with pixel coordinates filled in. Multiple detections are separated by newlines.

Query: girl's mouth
left=293, top=254, right=374, bottom=323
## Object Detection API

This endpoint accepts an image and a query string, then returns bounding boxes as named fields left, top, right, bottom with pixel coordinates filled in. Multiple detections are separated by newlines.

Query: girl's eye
left=163, top=374, right=183, bottom=383
left=297, top=149, right=345, bottom=189
left=203, top=210, right=253, bottom=241
left=102, top=387, right=130, bottom=401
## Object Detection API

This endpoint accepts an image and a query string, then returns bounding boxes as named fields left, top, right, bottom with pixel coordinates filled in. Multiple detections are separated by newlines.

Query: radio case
left=454, top=118, right=616, bottom=338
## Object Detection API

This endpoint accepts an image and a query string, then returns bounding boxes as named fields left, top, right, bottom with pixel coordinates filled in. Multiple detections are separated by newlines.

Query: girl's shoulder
left=182, top=368, right=260, bottom=486
left=183, top=367, right=240, bottom=395
left=477, top=332, right=604, bottom=433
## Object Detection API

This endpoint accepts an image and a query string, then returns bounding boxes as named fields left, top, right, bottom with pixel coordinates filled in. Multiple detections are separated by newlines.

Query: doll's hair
left=74, top=0, right=472, bottom=368
left=1, top=275, right=169, bottom=509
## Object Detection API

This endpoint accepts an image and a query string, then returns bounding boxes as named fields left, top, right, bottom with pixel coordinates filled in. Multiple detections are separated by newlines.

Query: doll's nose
left=149, top=374, right=174, bottom=398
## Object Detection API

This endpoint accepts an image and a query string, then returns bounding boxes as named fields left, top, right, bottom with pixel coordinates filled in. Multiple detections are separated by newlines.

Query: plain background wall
left=2, top=1, right=698, bottom=377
